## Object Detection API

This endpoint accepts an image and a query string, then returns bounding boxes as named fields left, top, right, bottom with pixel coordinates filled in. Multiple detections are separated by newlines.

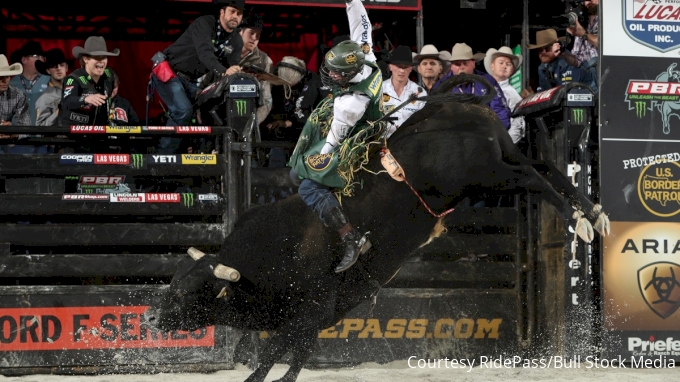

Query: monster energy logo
left=65, top=175, right=78, bottom=180
left=572, top=108, right=584, bottom=124
left=66, top=78, right=74, bottom=86
left=131, top=154, right=144, bottom=169
left=79, top=76, right=88, bottom=85
left=85, top=189, right=93, bottom=194
left=235, top=100, right=247, bottom=116
left=635, top=101, right=647, bottom=118
left=181, top=193, right=194, bottom=207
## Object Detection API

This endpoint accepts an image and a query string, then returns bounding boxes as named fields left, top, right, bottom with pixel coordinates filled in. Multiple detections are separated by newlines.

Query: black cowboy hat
left=241, top=14, right=264, bottom=32
left=385, top=46, right=414, bottom=66
left=35, top=48, right=74, bottom=75
left=214, top=0, right=245, bottom=10
left=9, top=41, right=45, bottom=64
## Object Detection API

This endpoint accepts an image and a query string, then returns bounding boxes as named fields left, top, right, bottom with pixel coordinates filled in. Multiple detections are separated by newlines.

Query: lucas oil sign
left=0, top=306, right=214, bottom=351
left=624, top=0, right=680, bottom=53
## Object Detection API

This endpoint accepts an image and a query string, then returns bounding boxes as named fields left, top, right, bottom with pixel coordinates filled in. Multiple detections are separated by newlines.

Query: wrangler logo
left=181, top=154, right=217, bottom=165
left=106, top=126, right=141, bottom=134
left=368, top=73, right=382, bottom=97
left=306, top=153, right=334, bottom=172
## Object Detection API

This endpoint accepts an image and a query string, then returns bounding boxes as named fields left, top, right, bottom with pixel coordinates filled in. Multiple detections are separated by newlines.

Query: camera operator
left=526, top=29, right=591, bottom=93
left=566, top=0, right=598, bottom=92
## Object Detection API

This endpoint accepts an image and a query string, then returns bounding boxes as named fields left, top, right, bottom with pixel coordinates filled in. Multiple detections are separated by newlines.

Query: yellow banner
left=105, top=126, right=142, bottom=134
left=181, top=154, right=217, bottom=165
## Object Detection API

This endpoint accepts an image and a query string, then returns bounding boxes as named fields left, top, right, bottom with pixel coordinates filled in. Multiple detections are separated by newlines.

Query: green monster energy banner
left=235, top=100, right=248, bottom=117
left=131, top=154, right=144, bottom=169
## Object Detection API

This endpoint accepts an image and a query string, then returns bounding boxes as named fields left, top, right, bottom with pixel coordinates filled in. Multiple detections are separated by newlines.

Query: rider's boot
left=324, top=206, right=371, bottom=273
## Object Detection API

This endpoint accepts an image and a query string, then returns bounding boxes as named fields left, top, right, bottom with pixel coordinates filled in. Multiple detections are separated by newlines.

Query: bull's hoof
left=592, top=204, right=611, bottom=237
left=573, top=210, right=594, bottom=242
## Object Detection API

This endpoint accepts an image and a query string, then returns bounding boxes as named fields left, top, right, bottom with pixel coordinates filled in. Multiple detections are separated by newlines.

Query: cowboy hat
left=472, top=52, right=486, bottom=62
left=413, top=44, right=440, bottom=62
left=9, top=41, right=45, bottom=64
left=438, top=50, right=452, bottom=62
left=484, top=46, right=522, bottom=76
left=72, top=36, right=120, bottom=59
left=242, top=14, right=264, bottom=32
left=386, top=46, right=415, bottom=66
left=450, top=43, right=477, bottom=62
left=0, top=54, right=23, bottom=77
left=35, top=48, right=74, bottom=75
left=527, top=29, right=566, bottom=50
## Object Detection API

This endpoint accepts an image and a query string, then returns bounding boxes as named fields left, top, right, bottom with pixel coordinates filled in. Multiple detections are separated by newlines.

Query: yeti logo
left=638, top=261, right=680, bottom=319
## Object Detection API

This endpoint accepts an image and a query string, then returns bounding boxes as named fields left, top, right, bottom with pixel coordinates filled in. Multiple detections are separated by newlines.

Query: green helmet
left=321, top=40, right=366, bottom=87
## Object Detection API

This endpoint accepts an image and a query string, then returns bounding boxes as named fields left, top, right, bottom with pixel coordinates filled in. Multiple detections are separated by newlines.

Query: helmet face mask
left=321, top=41, right=365, bottom=87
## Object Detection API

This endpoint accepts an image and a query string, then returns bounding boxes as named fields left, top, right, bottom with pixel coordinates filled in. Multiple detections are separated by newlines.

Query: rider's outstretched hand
left=224, top=65, right=241, bottom=76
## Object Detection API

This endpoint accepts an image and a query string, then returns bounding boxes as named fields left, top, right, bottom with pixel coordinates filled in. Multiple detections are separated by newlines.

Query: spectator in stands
left=485, top=46, right=525, bottom=143
left=413, top=44, right=442, bottom=93
left=0, top=55, right=29, bottom=128
left=35, top=48, right=72, bottom=126
left=527, top=29, right=591, bottom=93
left=57, top=36, right=118, bottom=127
left=381, top=46, right=426, bottom=138
left=263, top=56, right=326, bottom=168
left=108, top=69, right=139, bottom=126
left=152, top=0, right=244, bottom=127
left=239, top=15, right=273, bottom=125
left=434, top=43, right=510, bottom=129
left=566, top=0, right=598, bottom=92
left=9, top=41, right=50, bottom=125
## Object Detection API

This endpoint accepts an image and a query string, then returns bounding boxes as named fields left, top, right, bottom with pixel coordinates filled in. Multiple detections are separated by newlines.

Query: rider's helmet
left=320, top=40, right=365, bottom=88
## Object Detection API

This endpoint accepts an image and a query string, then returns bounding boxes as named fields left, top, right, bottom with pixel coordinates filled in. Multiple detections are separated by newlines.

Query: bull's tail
left=422, top=73, right=495, bottom=106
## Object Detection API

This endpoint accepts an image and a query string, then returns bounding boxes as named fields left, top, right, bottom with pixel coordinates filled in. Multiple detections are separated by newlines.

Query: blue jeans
left=152, top=73, right=197, bottom=154
left=297, top=178, right=340, bottom=222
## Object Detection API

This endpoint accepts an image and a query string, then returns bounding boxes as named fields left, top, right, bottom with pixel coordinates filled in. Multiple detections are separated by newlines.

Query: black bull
left=144, top=74, right=610, bottom=382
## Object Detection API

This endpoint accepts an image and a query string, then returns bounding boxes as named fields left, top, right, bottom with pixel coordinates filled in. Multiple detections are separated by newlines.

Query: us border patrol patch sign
left=624, top=0, right=680, bottom=52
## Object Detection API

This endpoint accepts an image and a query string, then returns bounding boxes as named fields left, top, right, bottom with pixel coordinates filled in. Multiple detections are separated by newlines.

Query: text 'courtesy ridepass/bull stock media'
left=406, top=355, right=676, bottom=372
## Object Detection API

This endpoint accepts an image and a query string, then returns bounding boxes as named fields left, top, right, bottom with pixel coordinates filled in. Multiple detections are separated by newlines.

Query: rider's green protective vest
left=288, top=61, right=383, bottom=189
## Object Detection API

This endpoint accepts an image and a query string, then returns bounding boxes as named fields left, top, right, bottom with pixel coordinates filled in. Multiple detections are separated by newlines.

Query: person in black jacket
left=57, top=36, right=118, bottom=127
left=152, top=0, right=244, bottom=127
left=108, top=69, right=139, bottom=126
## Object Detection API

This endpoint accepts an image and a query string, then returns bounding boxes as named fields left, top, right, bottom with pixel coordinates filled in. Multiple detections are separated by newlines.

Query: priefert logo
left=629, top=336, right=680, bottom=351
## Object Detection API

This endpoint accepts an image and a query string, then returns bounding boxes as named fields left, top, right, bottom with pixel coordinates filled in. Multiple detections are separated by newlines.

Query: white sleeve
left=320, top=92, right=371, bottom=154
left=346, top=0, right=376, bottom=62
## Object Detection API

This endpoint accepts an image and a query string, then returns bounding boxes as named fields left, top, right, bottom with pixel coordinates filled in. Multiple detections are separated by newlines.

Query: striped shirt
left=0, top=85, right=31, bottom=126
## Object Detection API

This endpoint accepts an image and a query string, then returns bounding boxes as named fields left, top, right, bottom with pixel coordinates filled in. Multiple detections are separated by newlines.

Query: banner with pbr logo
left=601, top=0, right=680, bottom=361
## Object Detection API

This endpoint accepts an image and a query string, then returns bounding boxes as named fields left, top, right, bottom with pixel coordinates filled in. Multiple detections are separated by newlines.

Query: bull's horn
left=187, top=247, right=206, bottom=261
left=214, top=264, right=241, bottom=282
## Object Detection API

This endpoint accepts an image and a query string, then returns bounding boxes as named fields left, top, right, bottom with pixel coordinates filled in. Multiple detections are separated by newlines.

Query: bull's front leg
left=244, top=279, right=339, bottom=382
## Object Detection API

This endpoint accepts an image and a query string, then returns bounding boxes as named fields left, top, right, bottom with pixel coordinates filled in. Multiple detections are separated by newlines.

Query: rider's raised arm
left=346, top=0, right=376, bottom=63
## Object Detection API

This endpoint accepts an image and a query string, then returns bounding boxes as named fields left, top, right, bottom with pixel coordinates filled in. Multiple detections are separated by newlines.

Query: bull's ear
left=188, top=247, right=206, bottom=261
left=216, top=287, right=228, bottom=299
left=214, top=264, right=241, bottom=282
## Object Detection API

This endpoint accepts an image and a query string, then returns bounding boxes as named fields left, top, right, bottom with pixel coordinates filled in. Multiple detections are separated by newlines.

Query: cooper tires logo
left=637, top=161, right=680, bottom=217
left=638, top=262, right=680, bottom=319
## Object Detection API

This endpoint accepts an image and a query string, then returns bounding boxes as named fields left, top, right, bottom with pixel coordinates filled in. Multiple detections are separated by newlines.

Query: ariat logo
left=235, top=99, right=247, bottom=116
left=636, top=101, right=648, bottom=118
left=181, top=193, right=195, bottom=207
left=638, top=262, right=680, bottom=319
left=131, top=154, right=144, bottom=169
left=345, top=53, right=357, bottom=65
left=306, top=153, right=334, bottom=172
left=572, top=108, right=584, bottom=124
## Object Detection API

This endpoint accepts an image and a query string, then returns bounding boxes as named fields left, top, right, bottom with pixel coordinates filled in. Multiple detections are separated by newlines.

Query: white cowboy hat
left=472, top=52, right=486, bottom=62
left=450, top=43, right=475, bottom=61
left=0, top=54, right=23, bottom=77
left=438, top=50, right=452, bottom=62
left=413, top=44, right=440, bottom=62
left=72, top=36, right=120, bottom=59
left=484, top=46, right=522, bottom=76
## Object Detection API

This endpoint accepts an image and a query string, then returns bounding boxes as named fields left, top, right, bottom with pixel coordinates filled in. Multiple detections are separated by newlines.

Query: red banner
left=0, top=306, right=214, bottom=351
